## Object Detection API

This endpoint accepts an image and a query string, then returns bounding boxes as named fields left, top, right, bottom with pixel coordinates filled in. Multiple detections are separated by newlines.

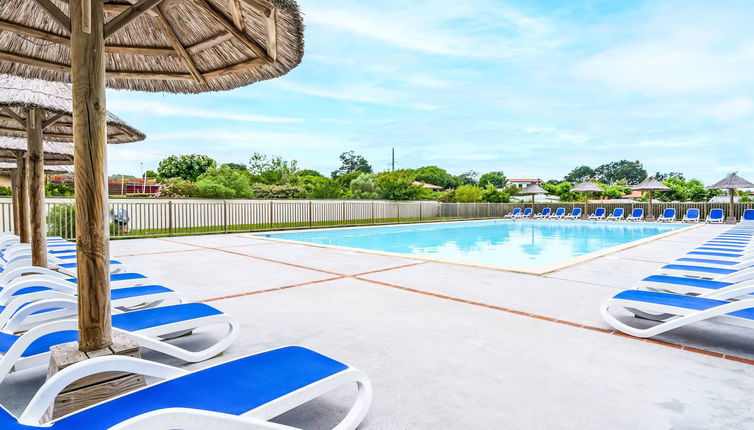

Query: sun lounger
left=605, top=208, right=625, bottom=221
left=534, top=208, right=551, bottom=219
left=503, top=208, right=521, bottom=218
left=3, top=346, right=371, bottom=430
left=600, top=289, right=754, bottom=338
left=563, top=208, right=582, bottom=220
left=656, top=208, right=676, bottom=222
left=682, top=208, right=700, bottom=223
left=741, top=209, right=754, bottom=223
left=548, top=208, right=566, bottom=219
left=515, top=208, right=533, bottom=219
left=587, top=208, right=606, bottom=221
left=625, top=208, right=644, bottom=222
left=0, top=302, right=238, bottom=385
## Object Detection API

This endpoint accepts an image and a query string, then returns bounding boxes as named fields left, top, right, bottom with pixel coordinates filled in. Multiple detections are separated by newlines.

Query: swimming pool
left=259, top=220, right=688, bottom=271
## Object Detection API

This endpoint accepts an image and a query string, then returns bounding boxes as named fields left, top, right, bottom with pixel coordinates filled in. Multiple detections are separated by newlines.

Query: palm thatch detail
left=0, top=161, right=69, bottom=173
left=571, top=180, right=602, bottom=193
left=0, top=0, right=304, bottom=93
left=633, top=177, right=670, bottom=192
left=707, top=172, right=754, bottom=190
left=0, top=136, right=73, bottom=164
left=519, top=183, right=548, bottom=195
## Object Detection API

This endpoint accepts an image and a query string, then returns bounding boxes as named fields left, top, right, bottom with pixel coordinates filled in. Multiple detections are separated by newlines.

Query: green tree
left=332, top=151, right=372, bottom=177
left=564, top=166, right=595, bottom=184
left=653, top=178, right=719, bottom=202
left=154, top=177, right=196, bottom=198
left=144, top=170, right=158, bottom=179
left=334, top=171, right=362, bottom=189
left=195, top=165, right=252, bottom=199
left=378, top=170, right=421, bottom=200
left=414, top=166, right=456, bottom=189
left=454, top=185, right=483, bottom=202
left=157, top=154, right=216, bottom=182
left=350, top=173, right=381, bottom=199
left=594, top=160, right=646, bottom=185
left=455, top=170, right=479, bottom=186
left=295, top=169, right=323, bottom=177
left=249, top=153, right=298, bottom=184
left=481, top=184, right=509, bottom=203
left=595, top=181, right=631, bottom=200
left=478, top=171, right=507, bottom=188
left=111, top=173, right=137, bottom=179
left=543, top=181, right=577, bottom=202
left=308, top=178, right=345, bottom=199
left=45, top=183, right=75, bottom=196
left=221, top=162, right=248, bottom=171
left=251, top=184, right=305, bottom=199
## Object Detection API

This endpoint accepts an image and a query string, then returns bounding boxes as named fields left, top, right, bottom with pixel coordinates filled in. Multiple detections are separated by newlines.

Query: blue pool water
left=261, top=220, right=686, bottom=269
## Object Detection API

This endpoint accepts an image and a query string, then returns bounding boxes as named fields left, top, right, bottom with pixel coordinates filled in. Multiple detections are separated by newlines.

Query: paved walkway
left=2, top=224, right=752, bottom=429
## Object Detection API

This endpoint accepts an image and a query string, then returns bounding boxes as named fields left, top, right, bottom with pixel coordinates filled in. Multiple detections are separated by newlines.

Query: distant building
left=412, top=181, right=443, bottom=191
left=507, top=178, right=543, bottom=189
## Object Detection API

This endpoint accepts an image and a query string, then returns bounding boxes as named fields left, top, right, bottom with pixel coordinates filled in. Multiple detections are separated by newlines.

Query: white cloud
left=107, top=98, right=301, bottom=124
left=267, top=80, right=401, bottom=105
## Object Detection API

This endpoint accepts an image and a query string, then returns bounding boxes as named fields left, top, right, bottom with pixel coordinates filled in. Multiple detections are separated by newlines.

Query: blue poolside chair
left=626, top=208, right=644, bottom=222
left=534, top=208, right=551, bottom=219
left=682, top=208, right=700, bottom=223
left=588, top=208, right=606, bottom=220
left=516, top=208, right=533, bottom=219
left=742, top=209, right=754, bottom=223
left=605, top=208, right=625, bottom=221
left=563, top=207, right=582, bottom=220
left=1, top=346, right=371, bottom=430
left=548, top=207, right=566, bottom=219
left=657, top=208, right=676, bottom=222
left=503, top=208, right=521, bottom=218
left=0, top=302, right=239, bottom=385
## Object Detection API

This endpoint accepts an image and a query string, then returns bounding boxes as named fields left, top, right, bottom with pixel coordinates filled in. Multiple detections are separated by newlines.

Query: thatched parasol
left=0, top=74, right=144, bottom=267
left=708, top=172, right=754, bottom=223
left=634, top=177, right=670, bottom=221
left=0, top=161, right=69, bottom=173
left=0, top=136, right=73, bottom=243
left=572, top=180, right=602, bottom=218
left=0, top=0, right=304, bottom=353
left=519, top=183, right=548, bottom=210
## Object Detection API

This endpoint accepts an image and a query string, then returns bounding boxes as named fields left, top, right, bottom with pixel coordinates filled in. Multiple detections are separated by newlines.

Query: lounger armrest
left=0, top=291, right=76, bottom=327
left=4, top=298, right=78, bottom=333
left=0, top=276, right=75, bottom=302
left=0, top=266, right=68, bottom=284
left=111, top=409, right=300, bottom=430
left=20, top=356, right=189, bottom=426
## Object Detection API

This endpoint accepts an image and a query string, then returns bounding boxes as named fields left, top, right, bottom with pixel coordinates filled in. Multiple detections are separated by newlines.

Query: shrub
left=438, top=189, right=455, bottom=203
left=45, top=183, right=74, bottom=196
left=378, top=170, right=422, bottom=200
left=307, top=178, right=345, bottom=199
left=454, top=185, right=483, bottom=203
left=47, top=204, right=75, bottom=237
left=349, top=173, right=381, bottom=199
left=154, top=177, right=196, bottom=198
left=0, top=186, right=11, bottom=196
left=157, top=154, right=216, bottom=182
left=481, top=184, right=509, bottom=203
left=195, top=166, right=252, bottom=199
left=251, top=184, right=305, bottom=199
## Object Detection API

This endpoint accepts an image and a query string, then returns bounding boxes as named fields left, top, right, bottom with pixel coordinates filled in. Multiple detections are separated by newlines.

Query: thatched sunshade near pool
left=634, top=177, right=670, bottom=221
left=572, top=180, right=602, bottom=218
left=0, top=0, right=304, bottom=353
left=0, top=136, right=73, bottom=247
left=0, top=74, right=144, bottom=267
left=708, top=172, right=754, bottom=223
left=0, top=161, right=69, bottom=174
left=518, top=183, right=548, bottom=210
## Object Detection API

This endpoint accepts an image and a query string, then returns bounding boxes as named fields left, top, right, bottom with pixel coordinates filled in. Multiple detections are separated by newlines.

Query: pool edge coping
left=240, top=219, right=703, bottom=276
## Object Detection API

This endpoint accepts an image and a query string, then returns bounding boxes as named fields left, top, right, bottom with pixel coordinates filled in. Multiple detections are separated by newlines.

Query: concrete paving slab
left=109, top=237, right=198, bottom=256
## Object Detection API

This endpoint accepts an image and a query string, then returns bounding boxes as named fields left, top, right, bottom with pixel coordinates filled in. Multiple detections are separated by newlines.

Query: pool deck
left=3, top=223, right=753, bottom=428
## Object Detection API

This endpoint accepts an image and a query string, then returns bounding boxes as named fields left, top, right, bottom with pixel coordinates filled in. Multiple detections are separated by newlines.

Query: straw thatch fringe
left=0, top=161, right=70, bottom=173
left=708, top=172, right=754, bottom=190
left=519, top=183, right=548, bottom=195
left=571, top=180, right=602, bottom=193
left=0, top=136, right=74, bottom=164
left=0, top=74, right=145, bottom=143
left=634, top=176, right=670, bottom=192
left=0, top=0, right=304, bottom=94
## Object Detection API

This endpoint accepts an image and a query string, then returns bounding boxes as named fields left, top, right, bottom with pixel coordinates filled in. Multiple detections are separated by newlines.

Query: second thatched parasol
left=634, top=177, right=670, bottom=221
left=572, top=180, right=602, bottom=219
left=519, top=183, right=548, bottom=211
left=0, top=0, right=305, bottom=353
left=708, top=172, right=754, bottom=223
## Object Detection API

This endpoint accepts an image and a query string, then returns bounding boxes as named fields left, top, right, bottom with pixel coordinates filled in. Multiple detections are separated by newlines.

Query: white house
left=507, top=178, right=544, bottom=189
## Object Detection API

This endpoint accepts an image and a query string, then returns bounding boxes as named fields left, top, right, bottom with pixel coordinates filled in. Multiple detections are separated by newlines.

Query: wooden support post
left=16, top=152, right=29, bottom=243
left=71, top=0, right=112, bottom=352
left=27, top=108, right=48, bottom=267
left=10, top=170, right=19, bottom=235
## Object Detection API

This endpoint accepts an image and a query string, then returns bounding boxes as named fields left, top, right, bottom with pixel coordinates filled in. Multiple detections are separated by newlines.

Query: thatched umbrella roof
left=0, top=161, right=69, bottom=173
left=0, top=0, right=304, bottom=93
left=634, top=177, right=670, bottom=191
left=519, top=183, right=548, bottom=195
left=572, top=180, right=602, bottom=193
left=0, top=136, right=73, bottom=164
left=0, top=74, right=145, bottom=143
left=707, top=172, right=754, bottom=190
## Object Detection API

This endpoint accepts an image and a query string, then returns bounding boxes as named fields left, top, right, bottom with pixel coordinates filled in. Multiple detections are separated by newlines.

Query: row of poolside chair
left=504, top=207, right=740, bottom=223
left=0, top=232, right=372, bottom=429
left=601, top=211, right=754, bottom=338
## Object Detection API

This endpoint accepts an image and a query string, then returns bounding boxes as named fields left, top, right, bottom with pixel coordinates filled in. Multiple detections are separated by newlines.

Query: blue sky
left=106, top=0, right=754, bottom=182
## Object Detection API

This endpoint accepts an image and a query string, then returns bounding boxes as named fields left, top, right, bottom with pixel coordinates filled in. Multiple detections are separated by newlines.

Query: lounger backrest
left=522, top=208, right=532, bottom=215
left=631, top=208, right=643, bottom=217
left=663, top=208, right=675, bottom=218
left=512, top=208, right=521, bottom=215
left=687, top=208, right=699, bottom=218
left=595, top=208, right=605, bottom=217
left=613, top=208, right=624, bottom=217
left=555, top=208, right=565, bottom=215
left=743, top=209, right=754, bottom=221
left=572, top=208, right=582, bottom=216
left=709, top=209, right=723, bottom=219
left=542, top=208, right=551, bottom=215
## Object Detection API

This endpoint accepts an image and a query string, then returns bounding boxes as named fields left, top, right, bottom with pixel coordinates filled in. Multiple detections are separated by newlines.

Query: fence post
left=269, top=200, right=274, bottom=230
left=371, top=202, right=375, bottom=224
left=168, top=201, right=173, bottom=237
left=223, top=200, right=228, bottom=234
left=342, top=201, right=346, bottom=226
left=396, top=202, right=400, bottom=223
left=419, top=202, right=422, bottom=221
left=308, top=200, right=313, bottom=228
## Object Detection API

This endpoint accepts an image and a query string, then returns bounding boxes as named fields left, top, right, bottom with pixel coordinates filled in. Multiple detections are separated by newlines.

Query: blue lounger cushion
left=696, top=246, right=745, bottom=252
left=661, top=264, right=737, bottom=275
left=676, top=258, right=741, bottom=266
left=688, top=251, right=742, bottom=258
left=642, top=275, right=733, bottom=290
left=613, top=290, right=754, bottom=320
left=65, top=272, right=146, bottom=284
left=0, top=303, right=218, bottom=358
left=0, top=346, right=347, bottom=430
left=57, top=260, right=121, bottom=268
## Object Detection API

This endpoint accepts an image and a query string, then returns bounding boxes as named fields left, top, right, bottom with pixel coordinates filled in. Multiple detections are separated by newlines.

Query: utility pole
left=140, top=162, right=146, bottom=193
left=391, top=147, right=395, bottom=172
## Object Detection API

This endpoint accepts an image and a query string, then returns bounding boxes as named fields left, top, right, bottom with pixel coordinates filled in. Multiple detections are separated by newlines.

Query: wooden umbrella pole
left=15, top=152, right=29, bottom=242
left=71, top=0, right=112, bottom=352
left=531, top=194, right=535, bottom=210
left=10, top=170, right=19, bottom=235
left=26, top=108, right=48, bottom=267
left=648, top=190, right=653, bottom=221
left=730, top=188, right=735, bottom=223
